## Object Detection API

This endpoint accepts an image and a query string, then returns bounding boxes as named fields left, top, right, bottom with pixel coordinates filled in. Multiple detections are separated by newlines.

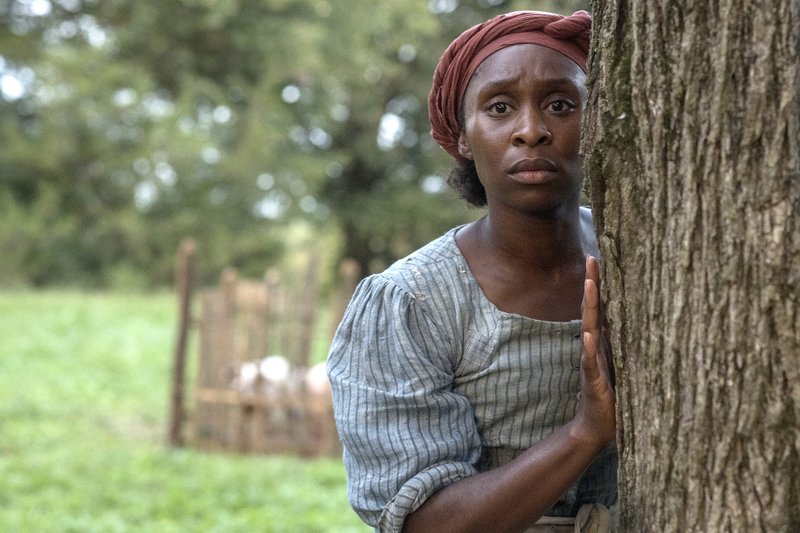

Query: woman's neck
left=454, top=205, right=594, bottom=321
left=476, top=205, right=588, bottom=273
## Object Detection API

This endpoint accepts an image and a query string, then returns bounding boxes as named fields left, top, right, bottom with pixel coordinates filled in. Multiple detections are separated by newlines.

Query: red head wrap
left=428, top=10, right=592, bottom=159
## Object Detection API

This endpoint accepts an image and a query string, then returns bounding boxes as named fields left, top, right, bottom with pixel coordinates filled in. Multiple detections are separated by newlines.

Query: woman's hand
left=571, top=255, right=616, bottom=451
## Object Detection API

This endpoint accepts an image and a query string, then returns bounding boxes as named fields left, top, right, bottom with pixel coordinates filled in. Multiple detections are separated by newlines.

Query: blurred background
left=0, top=0, right=588, bottom=531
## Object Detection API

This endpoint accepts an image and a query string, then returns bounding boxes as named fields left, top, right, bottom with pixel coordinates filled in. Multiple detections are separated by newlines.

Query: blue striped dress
left=326, top=227, right=617, bottom=531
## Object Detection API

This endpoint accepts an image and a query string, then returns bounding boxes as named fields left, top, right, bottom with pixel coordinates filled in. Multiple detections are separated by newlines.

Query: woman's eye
left=548, top=100, right=575, bottom=113
left=489, top=102, right=509, bottom=114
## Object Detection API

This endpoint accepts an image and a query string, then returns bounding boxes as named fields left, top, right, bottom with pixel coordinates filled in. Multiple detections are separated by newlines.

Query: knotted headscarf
left=428, top=10, right=592, bottom=159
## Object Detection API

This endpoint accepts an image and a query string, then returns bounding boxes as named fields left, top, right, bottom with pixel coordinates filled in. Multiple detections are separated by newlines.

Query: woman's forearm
left=403, top=420, right=607, bottom=533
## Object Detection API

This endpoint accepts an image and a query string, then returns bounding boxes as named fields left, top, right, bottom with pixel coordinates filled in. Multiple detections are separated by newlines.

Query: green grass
left=0, top=291, right=369, bottom=532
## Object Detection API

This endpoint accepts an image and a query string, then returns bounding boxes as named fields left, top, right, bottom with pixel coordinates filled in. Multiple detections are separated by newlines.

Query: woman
left=327, top=10, right=617, bottom=532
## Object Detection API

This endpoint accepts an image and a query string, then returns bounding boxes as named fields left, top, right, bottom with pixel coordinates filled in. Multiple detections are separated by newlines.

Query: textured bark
left=583, top=1, right=800, bottom=531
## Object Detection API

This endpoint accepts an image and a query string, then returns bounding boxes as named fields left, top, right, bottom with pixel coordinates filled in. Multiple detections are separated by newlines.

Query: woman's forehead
left=469, top=44, right=586, bottom=91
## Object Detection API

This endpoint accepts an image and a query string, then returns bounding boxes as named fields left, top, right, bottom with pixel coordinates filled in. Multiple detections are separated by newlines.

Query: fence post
left=296, top=251, right=321, bottom=367
left=168, top=238, right=196, bottom=447
left=330, top=258, right=360, bottom=338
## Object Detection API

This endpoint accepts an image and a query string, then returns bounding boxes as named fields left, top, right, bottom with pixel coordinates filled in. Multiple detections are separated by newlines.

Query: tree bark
left=584, top=1, right=800, bottom=531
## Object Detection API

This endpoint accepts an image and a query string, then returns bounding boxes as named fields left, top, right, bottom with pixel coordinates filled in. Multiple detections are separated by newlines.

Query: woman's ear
left=457, top=132, right=474, bottom=160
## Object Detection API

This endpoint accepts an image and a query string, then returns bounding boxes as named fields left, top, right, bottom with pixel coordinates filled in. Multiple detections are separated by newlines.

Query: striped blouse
left=326, top=227, right=617, bottom=531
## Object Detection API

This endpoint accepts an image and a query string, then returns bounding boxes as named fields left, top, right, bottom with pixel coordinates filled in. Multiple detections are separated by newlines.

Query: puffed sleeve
left=326, top=274, right=481, bottom=532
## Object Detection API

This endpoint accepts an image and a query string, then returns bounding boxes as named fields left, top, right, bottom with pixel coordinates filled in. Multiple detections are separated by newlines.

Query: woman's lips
left=507, top=158, right=558, bottom=183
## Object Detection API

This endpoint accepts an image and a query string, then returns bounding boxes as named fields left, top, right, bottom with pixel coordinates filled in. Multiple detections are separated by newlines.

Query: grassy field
left=0, top=291, right=369, bottom=532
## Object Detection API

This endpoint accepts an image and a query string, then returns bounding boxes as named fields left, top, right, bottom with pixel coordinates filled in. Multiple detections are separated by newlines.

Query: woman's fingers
left=585, top=255, right=600, bottom=291
left=582, top=256, right=613, bottom=389
left=576, top=256, right=617, bottom=447
left=582, top=256, right=600, bottom=336
left=581, top=277, right=601, bottom=383
left=582, top=277, right=600, bottom=333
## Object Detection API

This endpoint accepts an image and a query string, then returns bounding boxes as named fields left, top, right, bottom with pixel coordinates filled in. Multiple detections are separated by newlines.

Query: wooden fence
left=168, top=239, right=359, bottom=456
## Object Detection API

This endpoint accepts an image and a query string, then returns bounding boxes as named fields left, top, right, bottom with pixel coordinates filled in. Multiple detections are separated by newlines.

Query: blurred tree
left=0, top=0, right=310, bottom=286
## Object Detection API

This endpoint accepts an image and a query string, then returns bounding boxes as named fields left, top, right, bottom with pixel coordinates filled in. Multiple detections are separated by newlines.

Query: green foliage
left=0, top=0, right=589, bottom=288
left=0, top=290, right=368, bottom=532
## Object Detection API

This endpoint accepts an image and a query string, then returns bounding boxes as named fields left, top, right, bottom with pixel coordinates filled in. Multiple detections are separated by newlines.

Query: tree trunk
left=584, top=1, right=800, bottom=531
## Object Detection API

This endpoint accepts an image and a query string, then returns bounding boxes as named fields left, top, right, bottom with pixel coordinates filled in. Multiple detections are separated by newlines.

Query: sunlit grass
left=0, top=291, right=368, bottom=532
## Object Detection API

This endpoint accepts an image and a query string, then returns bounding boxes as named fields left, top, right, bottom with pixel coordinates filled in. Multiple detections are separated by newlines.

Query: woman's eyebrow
left=476, top=76, right=522, bottom=95
left=477, top=76, right=581, bottom=96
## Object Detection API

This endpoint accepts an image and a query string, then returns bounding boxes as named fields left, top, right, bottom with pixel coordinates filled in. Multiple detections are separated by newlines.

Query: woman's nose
left=512, top=109, right=552, bottom=146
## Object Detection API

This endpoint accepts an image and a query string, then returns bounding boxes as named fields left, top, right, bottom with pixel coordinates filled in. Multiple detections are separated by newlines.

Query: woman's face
left=458, top=44, right=587, bottom=217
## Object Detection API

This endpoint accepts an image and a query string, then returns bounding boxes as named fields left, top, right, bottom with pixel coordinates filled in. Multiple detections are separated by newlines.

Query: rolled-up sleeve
left=326, top=274, right=481, bottom=531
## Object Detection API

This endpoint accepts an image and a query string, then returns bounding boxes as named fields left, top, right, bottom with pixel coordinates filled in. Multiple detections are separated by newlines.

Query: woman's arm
left=403, top=256, right=616, bottom=533
left=328, top=273, right=484, bottom=530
